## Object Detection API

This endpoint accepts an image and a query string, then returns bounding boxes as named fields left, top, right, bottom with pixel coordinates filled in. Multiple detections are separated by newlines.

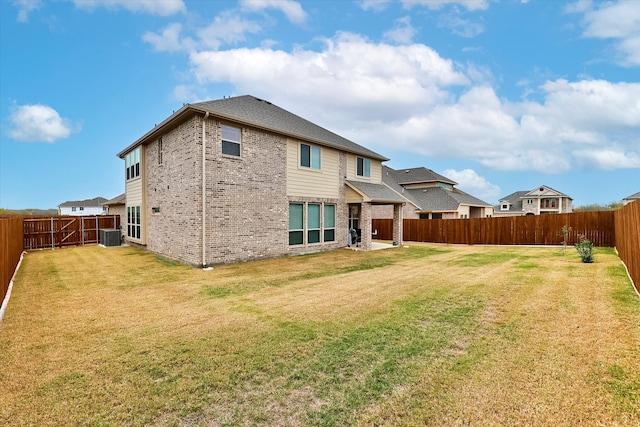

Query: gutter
left=202, top=112, right=211, bottom=269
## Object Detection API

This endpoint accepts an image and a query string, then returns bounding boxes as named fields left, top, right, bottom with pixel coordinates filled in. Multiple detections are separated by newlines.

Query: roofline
left=117, top=103, right=389, bottom=161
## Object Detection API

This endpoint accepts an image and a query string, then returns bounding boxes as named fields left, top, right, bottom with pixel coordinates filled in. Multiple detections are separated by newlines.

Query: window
left=71, top=207, right=76, bottom=212
left=308, top=204, right=321, bottom=244
left=125, top=147, right=140, bottom=181
left=357, top=157, right=370, bottom=177
left=501, top=204, right=509, bottom=210
left=289, top=203, right=304, bottom=245
left=158, top=138, right=163, bottom=164
left=127, top=206, right=141, bottom=239
left=289, top=202, right=335, bottom=245
left=542, top=198, right=557, bottom=208
left=103, top=206, right=108, bottom=212
left=324, top=204, right=335, bottom=242
left=79, top=207, right=84, bottom=211
left=221, top=125, right=241, bottom=157
left=300, top=143, right=321, bottom=169
left=526, top=199, right=533, bottom=205
left=152, top=207, right=161, bottom=214
left=432, top=213, right=443, bottom=219
left=437, top=182, right=453, bottom=190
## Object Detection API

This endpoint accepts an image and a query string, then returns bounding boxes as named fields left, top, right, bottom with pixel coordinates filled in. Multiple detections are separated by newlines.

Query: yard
left=0, top=243, right=638, bottom=426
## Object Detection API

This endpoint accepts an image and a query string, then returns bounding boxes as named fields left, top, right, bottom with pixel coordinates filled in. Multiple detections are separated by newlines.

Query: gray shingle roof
left=495, top=191, right=528, bottom=212
left=381, top=166, right=492, bottom=211
left=405, top=187, right=492, bottom=211
left=624, top=191, right=640, bottom=200
left=58, top=197, right=108, bottom=208
left=193, top=95, right=387, bottom=161
left=102, top=193, right=125, bottom=205
left=346, top=181, right=406, bottom=204
left=384, top=166, right=457, bottom=186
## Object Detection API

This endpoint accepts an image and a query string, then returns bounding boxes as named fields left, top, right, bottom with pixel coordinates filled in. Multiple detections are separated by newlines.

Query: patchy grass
left=0, top=243, right=638, bottom=426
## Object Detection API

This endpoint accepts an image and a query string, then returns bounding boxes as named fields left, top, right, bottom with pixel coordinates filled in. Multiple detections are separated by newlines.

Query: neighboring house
left=622, top=191, right=640, bottom=205
left=372, top=166, right=494, bottom=220
left=102, top=193, right=126, bottom=237
left=117, top=95, right=405, bottom=267
left=58, top=197, right=108, bottom=216
left=494, top=185, right=573, bottom=216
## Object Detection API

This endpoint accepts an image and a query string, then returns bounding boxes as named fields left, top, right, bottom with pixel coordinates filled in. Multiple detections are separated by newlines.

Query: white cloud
left=383, top=16, right=417, bottom=44
left=7, top=104, right=79, bottom=143
left=358, top=0, right=392, bottom=12
left=13, top=0, right=41, bottom=22
left=239, top=0, right=307, bottom=24
left=442, top=168, right=501, bottom=202
left=165, top=30, right=639, bottom=174
left=572, top=0, right=640, bottom=66
left=143, top=12, right=261, bottom=52
left=198, top=11, right=262, bottom=50
left=403, top=0, right=490, bottom=12
left=71, top=0, right=186, bottom=15
left=439, top=13, right=484, bottom=38
left=143, top=23, right=194, bottom=52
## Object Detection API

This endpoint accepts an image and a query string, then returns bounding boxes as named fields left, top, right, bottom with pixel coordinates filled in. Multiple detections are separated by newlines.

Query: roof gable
left=119, top=95, right=387, bottom=161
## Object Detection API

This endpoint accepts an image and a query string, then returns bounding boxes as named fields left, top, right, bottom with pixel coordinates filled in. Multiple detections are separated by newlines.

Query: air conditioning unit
left=99, top=229, right=121, bottom=247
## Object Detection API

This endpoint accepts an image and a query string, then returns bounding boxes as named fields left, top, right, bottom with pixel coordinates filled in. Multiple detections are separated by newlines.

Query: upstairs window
left=357, top=157, right=370, bottom=177
left=221, top=125, right=241, bottom=157
left=300, top=143, right=321, bottom=170
left=158, top=138, right=163, bottom=164
left=501, top=204, right=509, bottom=210
left=125, top=147, right=140, bottom=181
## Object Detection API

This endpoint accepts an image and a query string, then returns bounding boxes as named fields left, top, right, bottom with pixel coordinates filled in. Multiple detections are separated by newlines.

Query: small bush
left=575, top=235, right=594, bottom=263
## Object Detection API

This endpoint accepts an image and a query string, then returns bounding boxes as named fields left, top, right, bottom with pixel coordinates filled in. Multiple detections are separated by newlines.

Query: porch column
left=360, top=202, right=372, bottom=250
left=393, top=203, right=403, bottom=246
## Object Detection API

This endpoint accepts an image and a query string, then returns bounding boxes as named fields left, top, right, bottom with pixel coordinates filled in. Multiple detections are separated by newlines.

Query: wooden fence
left=1, top=217, right=24, bottom=312
left=374, top=211, right=615, bottom=247
left=614, top=201, right=640, bottom=294
left=1, top=215, right=121, bottom=306
left=23, top=215, right=120, bottom=250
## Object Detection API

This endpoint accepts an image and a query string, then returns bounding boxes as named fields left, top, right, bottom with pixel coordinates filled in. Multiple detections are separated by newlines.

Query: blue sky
left=1, top=0, right=639, bottom=209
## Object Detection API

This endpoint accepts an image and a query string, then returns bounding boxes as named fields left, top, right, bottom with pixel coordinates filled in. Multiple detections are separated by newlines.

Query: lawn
left=0, top=243, right=638, bottom=426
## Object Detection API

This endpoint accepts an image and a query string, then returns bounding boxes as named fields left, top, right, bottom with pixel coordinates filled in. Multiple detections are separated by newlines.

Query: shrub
left=575, top=235, right=594, bottom=263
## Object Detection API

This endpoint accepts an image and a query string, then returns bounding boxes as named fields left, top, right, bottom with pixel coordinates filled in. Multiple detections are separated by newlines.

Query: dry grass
left=0, top=243, right=638, bottom=426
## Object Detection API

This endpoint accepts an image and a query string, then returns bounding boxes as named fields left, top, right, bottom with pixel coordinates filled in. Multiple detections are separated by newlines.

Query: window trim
left=356, top=157, right=371, bottom=178
left=289, top=202, right=336, bottom=246
left=126, top=205, right=142, bottom=240
left=300, top=143, right=321, bottom=170
left=125, top=147, right=141, bottom=181
left=221, top=124, right=241, bottom=157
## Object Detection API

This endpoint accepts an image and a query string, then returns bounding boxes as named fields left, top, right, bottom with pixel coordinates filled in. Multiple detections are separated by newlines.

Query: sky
left=1, top=0, right=639, bottom=210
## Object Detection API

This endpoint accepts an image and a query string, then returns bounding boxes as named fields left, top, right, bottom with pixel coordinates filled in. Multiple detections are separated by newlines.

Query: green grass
left=0, top=243, right=638, bottom=426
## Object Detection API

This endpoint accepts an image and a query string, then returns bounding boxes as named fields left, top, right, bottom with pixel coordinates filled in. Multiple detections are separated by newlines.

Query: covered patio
left=345, top=180, right=405, bottom=251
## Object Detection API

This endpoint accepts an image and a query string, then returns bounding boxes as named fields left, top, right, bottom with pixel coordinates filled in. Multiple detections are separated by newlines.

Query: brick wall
left=140, top=113, right=359, bottom=266
left=145, top=116, right=202, bottom=265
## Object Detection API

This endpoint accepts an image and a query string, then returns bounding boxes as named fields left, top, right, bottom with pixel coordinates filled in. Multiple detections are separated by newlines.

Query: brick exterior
left=143, top=115, right=292, bottom=266
left=126, top=110, right=394, bottom=266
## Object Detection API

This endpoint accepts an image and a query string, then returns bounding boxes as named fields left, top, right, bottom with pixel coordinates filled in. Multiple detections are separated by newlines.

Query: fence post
left=50, top=217, right=54, bottom=250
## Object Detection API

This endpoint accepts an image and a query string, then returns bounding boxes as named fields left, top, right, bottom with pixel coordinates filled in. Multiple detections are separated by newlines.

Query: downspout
left=202, top=112, right=210, bottom=269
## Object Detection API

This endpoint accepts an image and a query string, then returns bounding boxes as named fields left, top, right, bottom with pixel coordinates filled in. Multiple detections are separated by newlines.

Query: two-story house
left=494, top=185, right=573, bottom=216
left=117, top=95, right=405, bottom=267
left=372, top=166, right=494, bottom=220
left=58, top=197, right=108, bottom=216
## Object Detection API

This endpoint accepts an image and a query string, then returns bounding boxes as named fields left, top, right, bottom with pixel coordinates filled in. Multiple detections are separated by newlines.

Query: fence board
left=0, top=217, right=24, bottom=306
left=614, top=202, right=640, bottom=293
left=373, top=211, right=616, bottom=247
left=22, top=215, right=120, bottom=250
